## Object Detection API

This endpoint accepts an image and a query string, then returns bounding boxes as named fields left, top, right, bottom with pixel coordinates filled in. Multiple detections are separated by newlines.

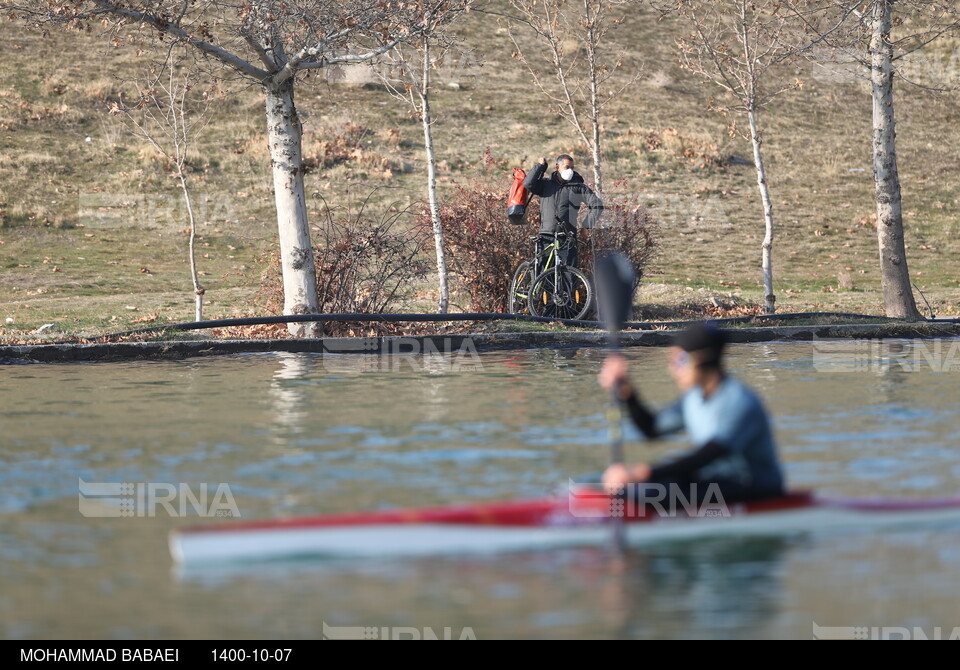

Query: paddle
left=592, top=251, right=636, bottom=552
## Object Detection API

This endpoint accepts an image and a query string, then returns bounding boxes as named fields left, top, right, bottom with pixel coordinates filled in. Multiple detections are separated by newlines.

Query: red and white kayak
left=169, top=487, right=960, bottom=565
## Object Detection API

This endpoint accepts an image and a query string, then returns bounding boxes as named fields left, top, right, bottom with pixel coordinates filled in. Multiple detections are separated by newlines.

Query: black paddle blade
left=594, top=251, right=636, bottom=338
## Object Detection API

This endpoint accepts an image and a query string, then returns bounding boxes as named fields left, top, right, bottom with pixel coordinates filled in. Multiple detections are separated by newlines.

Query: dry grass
left=2, top=3, right=960, bottom=338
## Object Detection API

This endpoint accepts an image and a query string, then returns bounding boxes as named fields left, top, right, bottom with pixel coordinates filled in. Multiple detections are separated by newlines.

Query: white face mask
left=559, top=168, right=574, bottom=181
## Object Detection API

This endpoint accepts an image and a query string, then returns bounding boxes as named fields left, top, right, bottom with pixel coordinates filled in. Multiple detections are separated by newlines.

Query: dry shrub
left=1, top=91, right=75, bottom=126
left=302, top=121, right=403, bottom=176
left=82, top=77, right=123, bottom=103
left=659, top=128, right=728, bottom=170
left=620, top=127, right=728, bottom=170
left=422, top=181, right=539, bottom=313
left=8, top=202, right=74, bottom=229
left=250, top=193, right=431, bottom=337
left=580, top=198, right=659, bottom=289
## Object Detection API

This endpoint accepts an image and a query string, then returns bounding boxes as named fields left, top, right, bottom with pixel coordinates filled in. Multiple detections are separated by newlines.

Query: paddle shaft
left=593, top=251, right=636, bottom=553
left=606, top=341, right=625, bottom=466
left=606, top=344, right=627, bottom=551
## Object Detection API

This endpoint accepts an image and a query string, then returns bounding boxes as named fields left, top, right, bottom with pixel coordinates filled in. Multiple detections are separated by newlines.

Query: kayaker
left=597, top=321, right=785, bottom=505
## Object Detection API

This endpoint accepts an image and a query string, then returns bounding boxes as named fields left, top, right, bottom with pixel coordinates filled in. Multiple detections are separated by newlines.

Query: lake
left=2, top=339, right=959, bottom=639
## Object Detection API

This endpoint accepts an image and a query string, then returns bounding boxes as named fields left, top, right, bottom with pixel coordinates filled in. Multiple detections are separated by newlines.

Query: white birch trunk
left=747, top=108, right=776, bottom=314
left=178, top=171, right=205, bottom=322
left=265, top=79, right=322, bottom=337
left=585, top=9, right=603, bottom=194
left=870, top=0, right=921, bottom=319
left=590, top=119, right=603, bottom=194
left=420, top=41, right=449, bottom=314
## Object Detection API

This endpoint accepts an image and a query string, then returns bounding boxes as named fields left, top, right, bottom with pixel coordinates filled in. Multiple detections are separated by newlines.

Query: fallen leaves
left=212, top=323, right=290, bottom=340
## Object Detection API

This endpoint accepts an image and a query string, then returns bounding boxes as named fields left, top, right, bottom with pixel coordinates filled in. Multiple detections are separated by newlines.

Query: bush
left=423, top=182, right=541, bottom=313
left=581, top=198, right=659, bottom=292
left=255, top=196, right=431, bottom=336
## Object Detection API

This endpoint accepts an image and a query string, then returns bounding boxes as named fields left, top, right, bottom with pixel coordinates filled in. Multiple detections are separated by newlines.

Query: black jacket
left=523, top=163, right=603, bottom=234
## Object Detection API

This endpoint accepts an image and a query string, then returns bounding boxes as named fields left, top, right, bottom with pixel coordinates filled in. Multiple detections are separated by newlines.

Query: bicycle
left=508, top=231, right=593, bottom=321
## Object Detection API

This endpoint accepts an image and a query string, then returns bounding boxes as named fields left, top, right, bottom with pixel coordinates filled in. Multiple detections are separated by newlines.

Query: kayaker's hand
left=599, top=354, right=632, bottom=401
left=602, top=464, right=630, bottom=492
left=602, top=463, right=651, bottom=493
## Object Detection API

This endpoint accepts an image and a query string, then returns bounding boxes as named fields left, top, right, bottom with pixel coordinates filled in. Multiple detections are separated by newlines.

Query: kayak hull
left=169, top=489, right=960, bottom=565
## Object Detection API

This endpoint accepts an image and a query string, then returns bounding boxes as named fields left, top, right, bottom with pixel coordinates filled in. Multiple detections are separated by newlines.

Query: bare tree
left=506, top=0, right=636, bottom=193
left=113, top=58, right=210, bottom=322
left=789, top=0, right=960, bottom=319
left=375, top=5, right=471, bottom=314
left=663, top=0, right=805, bottom=314
left=3, top=1, right=454, bottom=336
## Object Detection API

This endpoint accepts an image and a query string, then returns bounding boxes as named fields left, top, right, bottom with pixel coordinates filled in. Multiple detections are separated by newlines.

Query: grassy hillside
left=2, top=2, right=959, bottom=338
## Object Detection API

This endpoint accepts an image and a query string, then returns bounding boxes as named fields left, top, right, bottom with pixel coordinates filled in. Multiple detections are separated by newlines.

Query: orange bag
left=507, top=168, right=530, bottom=224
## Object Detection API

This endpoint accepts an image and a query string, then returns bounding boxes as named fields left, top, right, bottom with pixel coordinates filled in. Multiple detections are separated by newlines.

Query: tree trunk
left=747, top=108, right=776, bottom=314
left=585, top=1, right=603, bottom=193
left=177, top=170, right=205, bottom=323
left=421, top=41, right=450, bottom=314
left=264, top=79, right=322, bottom=337
left=870, top=0, right=921, bottom=319
left=589, top=95, right=603, bottom=194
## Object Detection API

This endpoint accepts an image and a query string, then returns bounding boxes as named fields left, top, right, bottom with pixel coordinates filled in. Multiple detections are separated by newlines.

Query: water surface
left=2, top=341, right=959, bottom=639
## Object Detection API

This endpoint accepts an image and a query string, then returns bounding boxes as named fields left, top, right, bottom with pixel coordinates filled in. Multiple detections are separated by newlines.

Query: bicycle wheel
left=508, top=261, right=535, bottom=315
left=528, top=266, right=593, bottom=321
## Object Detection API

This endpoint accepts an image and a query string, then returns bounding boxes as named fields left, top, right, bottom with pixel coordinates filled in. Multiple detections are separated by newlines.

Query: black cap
left=673, top=321, right=725, bottom=366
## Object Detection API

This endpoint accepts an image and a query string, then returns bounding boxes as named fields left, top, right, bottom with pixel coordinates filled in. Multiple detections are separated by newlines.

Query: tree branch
left=88, top=1, right=271, bottom=81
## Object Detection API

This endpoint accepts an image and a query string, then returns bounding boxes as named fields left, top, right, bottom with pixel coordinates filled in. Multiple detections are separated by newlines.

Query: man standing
left=523, top=155, right=603, bottom=270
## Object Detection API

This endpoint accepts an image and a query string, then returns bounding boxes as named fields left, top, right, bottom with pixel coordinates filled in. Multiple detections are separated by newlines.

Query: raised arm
left=523, top=158, right=548, bottom=196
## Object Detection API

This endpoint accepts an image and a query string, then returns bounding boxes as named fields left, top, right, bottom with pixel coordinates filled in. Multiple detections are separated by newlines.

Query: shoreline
left=3, top=321, right=960, bottom=363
